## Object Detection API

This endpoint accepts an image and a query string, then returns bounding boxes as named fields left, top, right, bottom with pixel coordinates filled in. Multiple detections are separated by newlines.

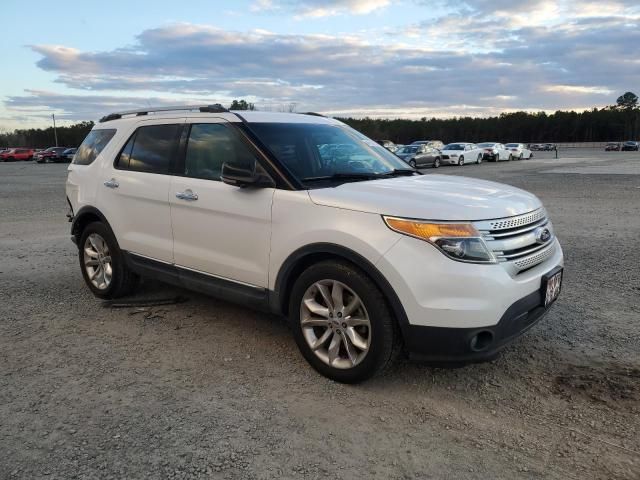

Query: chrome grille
left=474, top=208, right=555, bottom=273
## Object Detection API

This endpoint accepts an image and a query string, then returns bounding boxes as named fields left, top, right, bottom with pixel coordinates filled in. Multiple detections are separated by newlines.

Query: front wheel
left=409, top=159, right=417, bottom=168
left=289, top=260, right=399, bottom=383
left=508, top=154, right=513, bottom=161
left=79, top=221, right=139, bottom=299
left=476, top=154, right=482, bottom=164
left=433, top=157, right=441, bottom=168
left=519, top=153, right=523, bottom=160
left=458, top=156, right=464, bottom=166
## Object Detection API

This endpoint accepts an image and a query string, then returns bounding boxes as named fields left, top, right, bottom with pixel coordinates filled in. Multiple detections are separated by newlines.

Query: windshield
left=248, top=122, right=411, bottom=184
left=477, top=143, right=496, bottom=148
left=397, top=146, right=418, bottom=154
left=443, top=143, right=465, bottom=150
left=505, top=143, right=518, bottom=147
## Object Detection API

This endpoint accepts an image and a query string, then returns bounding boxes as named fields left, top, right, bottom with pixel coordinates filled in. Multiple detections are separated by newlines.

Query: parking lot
left=1, top=151, right=638, bottom=479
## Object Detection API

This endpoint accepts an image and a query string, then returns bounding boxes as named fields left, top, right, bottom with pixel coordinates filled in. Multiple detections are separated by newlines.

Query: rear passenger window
left=184, top=123, right=258, bottom=181
left=74, top=129, right=116, bottom=165
left=116, top=124, right=181, bottom=174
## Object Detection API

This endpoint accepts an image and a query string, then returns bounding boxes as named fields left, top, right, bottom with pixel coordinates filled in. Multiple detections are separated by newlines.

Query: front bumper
left=375, top=235, right=564, bottom=364
left=404, top=289, right=552, bottom=364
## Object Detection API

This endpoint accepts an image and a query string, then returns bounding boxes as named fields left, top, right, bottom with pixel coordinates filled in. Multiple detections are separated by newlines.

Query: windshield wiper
left=302, top=169, right=417, bottom=183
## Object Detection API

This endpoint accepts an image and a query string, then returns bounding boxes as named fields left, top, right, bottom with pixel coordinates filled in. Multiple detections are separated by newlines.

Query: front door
left=169, top=120, right=274, bottom=288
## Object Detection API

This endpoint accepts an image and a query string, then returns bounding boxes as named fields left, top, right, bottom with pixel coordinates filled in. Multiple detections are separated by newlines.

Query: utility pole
left=52, top=113, right=58, bottom=147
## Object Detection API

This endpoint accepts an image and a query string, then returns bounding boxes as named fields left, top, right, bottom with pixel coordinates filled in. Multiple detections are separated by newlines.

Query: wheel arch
left=270, top=243, right=410, bottom=338
left=70, top=206, right=117, bottom=246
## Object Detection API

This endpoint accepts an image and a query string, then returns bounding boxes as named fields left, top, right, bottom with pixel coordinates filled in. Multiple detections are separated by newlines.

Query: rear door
left=169, top=119, right=274, bottom=288
left=98, top=119, right=184, bottom=263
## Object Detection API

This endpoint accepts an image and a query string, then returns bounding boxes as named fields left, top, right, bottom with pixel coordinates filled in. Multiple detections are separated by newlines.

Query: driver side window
left=184, top=123, right=257, bottom=181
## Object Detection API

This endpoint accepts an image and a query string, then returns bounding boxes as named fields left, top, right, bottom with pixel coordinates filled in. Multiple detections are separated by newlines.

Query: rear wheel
left=458, top=156, right=464, bottom=166
left=476, top=154, right=482, bottom=164
left=79, top=221, right=138, bottom=299
left=289, top=260, right=399, bottom=383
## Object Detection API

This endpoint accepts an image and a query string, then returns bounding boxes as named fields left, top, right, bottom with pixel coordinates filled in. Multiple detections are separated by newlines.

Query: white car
left=440, top=143, right=484, bottom=165
left=476, top=142, right=513, bottom=162
left=505, top=143, right=533, bottom=159
left=66, top=106, right=564, bottom=383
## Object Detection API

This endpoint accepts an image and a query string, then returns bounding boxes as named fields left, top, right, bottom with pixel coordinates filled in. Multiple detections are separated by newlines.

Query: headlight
left=383, top=217, right=496, bottom=264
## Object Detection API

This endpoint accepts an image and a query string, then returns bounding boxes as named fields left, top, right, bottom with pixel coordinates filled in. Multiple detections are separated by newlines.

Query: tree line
left=1, top=93, right=638, bottom=148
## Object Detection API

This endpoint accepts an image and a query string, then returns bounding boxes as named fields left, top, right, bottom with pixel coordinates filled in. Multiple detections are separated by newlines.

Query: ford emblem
left=535, top=227, right=552, bottom=244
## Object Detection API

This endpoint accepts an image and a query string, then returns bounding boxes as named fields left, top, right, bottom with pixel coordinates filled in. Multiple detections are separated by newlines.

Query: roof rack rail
left=301, top=112, right=326, bottom=117
left=98, top=104, right=230, bottom=123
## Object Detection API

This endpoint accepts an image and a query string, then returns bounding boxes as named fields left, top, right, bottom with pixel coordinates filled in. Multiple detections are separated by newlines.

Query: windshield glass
left=505, top=143, right=518, bottom=147
left=443, top=143, right=465, bottom=150
left=248, top=122, right=411, bottom=183
left=477, top=143, right=496, bottom=148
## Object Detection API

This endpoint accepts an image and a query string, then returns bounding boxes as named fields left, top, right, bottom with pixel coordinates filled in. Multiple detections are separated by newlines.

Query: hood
left=308, top=174, right=542, bottom=221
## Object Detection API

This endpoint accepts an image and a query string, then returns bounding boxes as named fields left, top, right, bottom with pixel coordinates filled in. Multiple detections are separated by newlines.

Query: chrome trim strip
left=481, top=219, right=549, bottom=239
left=497, top=239, right=555, bottom=260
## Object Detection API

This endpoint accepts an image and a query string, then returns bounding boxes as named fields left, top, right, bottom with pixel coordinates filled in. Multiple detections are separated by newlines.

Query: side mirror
left=221, top=161, right=276, bottom=188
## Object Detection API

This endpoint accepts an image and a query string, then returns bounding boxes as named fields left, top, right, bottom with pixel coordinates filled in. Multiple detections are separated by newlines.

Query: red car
left=35, top=147, right=69, bottom=163
left=0, top=148, right=35, bottom=161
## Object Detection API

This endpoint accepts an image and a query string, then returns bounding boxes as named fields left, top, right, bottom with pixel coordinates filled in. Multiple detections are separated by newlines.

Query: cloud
left=252, top=0, right=391, bottom=17
left=5, top=2, right=639, bottom=125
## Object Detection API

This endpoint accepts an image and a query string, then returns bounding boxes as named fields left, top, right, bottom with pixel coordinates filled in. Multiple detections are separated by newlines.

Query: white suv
left=66, top=106, right=564, bottom=383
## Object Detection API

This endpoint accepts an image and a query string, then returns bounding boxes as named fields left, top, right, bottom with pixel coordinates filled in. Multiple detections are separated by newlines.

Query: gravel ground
left=1, top=151, right=639, bottom=479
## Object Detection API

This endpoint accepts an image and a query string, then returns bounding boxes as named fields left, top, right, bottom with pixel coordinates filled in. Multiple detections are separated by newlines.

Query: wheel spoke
left=89, top=266, right=102, bottom=280
left=331, top=281, right=344, bottom=311
left=327, top=332, right=341, bottom=365
left=345, top=327, right=368, bottom=351
left=102, top=256, right=111, bottom=264
left=104, top=262, right=112, bottom=278
left=310, top=329, right=332, bottom=350
left=85, top=259, right=99, bottom=267
left=301, top=317, right=330, bottom=328
left=303, top=298, right=330, bottom=318
left=341, top=332, right=358, bottom=365
left=88, top=236, right=101, bottom=255
left=345, top=317, right=369, bottom=327
left=316, top=283, right=333, bottom=310
left=84, top=247, right=98, bottom=259
left=343, top=296, right=359, bottom=317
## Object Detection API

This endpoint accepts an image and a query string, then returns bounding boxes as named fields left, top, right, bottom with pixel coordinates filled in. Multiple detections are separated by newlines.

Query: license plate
left=542, top=267, right=563, bottom=307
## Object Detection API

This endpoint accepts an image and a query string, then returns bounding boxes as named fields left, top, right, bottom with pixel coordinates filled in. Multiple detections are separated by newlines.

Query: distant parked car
left=395, top=144, right=442, bottom=168
left=63, top=148, right=77, bottom=162
left=505, top=143, right=533, bottom=159
left=410, top=140, right=444, bottom=150
left=476, top=143, right=512, bottom=162
left=621, top=141, right=639, bottom=151
left=440, top=143, right=483, bottom=166
left=604, top=142, right=621, bottom=151
left=542, top=143, right=556, bottom=151
left=0, top=148, right=34, bottom=161
left=35, top=147, right=69, bottom=163
left=375, top=140, right=398, bottom=152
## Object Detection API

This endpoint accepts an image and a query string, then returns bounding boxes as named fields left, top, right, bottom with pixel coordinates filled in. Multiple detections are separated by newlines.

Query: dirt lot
left=1, top=151, right=639, bottom=479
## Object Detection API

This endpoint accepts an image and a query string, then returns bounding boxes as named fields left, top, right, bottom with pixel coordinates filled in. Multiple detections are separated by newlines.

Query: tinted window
left=184, top=123, right=257, bottom=181
left=74, top=129, right=116, bottom=165
left=117, top=124, right=181, bottom=174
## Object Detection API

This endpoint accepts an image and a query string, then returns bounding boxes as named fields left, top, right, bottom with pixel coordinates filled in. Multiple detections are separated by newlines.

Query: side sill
left=123, top=252, right=271, bottom=313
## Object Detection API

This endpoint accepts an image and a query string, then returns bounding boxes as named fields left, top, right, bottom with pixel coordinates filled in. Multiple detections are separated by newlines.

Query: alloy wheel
left=83, top=233, right=113, bottom=290
left=300, top=280, right=371, bottom=369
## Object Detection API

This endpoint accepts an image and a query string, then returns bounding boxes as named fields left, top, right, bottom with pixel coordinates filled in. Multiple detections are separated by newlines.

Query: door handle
left=176, top=190, right=198, bottom=201
left=103, top=178, right=119, bottom=189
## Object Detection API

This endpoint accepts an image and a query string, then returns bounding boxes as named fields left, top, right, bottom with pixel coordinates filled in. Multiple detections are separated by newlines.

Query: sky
left=1, top=0, right=639, bottom=129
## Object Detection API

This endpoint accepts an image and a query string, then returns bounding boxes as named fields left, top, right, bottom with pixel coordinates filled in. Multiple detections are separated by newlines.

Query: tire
left=508, top=154, right=513, bottom=161
left=78, top=221, right=139, bottom=299
left=7, top=157, right=15, bottom=162
left=289, top=260, right=399, bottom=383
left=476, top=154, right=482, bottom=164
left=519, top=153, right=523, bottom=160
left=494, top=153, right=499, bottom=162
left=433, top=157, right=440, bottom=168
left=409, top=159, right=417, bottom=168
left=458, top=156, right=464, bottom=166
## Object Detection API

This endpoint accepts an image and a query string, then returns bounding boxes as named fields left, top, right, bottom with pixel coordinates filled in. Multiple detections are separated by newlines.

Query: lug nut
left=342, top=323, right=347, bottom=328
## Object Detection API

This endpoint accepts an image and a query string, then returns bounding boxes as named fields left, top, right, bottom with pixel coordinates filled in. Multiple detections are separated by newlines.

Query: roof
left=95, top=105, right=341, bottom=128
